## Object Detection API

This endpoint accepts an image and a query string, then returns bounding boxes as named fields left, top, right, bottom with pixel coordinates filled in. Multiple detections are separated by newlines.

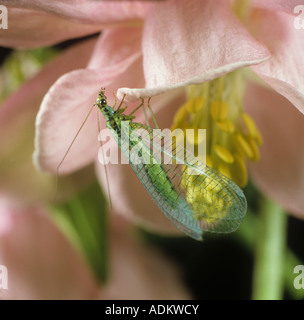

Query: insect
left=95, top=89, right=247, bottom=241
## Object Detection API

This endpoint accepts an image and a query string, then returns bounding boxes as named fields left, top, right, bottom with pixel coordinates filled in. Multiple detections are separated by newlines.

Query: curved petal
left=245, top=82, right=304, bottom=219
left=0, top=8, right=104, bottom=49
left=2, top=0, right=148, bottom=24
left=0, top=38, right=96, bottom=203
left=96, top=89, right=187, bottom=234
left=101, top=215, right=191, bottom=300
left=250, top=8, right=304, bottom=114
left=0, top=199, right=99, bottom=300
left=118, top=0, right=270, bottom=100
left=34, top=27, right=143, bottom=174
left=88, top=26, right=143, bottom=70
left=34, top=69, right=103, bottom=174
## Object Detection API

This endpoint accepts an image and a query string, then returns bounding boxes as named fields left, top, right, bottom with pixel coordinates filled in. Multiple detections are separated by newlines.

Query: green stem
left=50, top=181, right=109, bottom=284
left=235, top=208, right=304, bottom=299
left=252, top=198, right=287, bottom=300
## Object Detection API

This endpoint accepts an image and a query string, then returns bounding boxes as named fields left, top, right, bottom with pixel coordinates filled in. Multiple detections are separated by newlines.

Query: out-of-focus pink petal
left=0, top=198, right=190, bottom=300
left=96, top=89, right=186, bottom=234
left=34, top=69, right=103, bottom=174
left=245, top=82, right=304, bottom=219
left=251, top=0, right=304, bottom=15
left=250, top=8, right=304, bottom=114
left=101, top=215, right=191, bottom=300
left=96, top=161, right=179, bottom=235
left=0, top=38, right=96, bottom=203
left=2, top=0, right=148, bottom=24
left=0, top=8, right=103, bottom=49
left=118, top=0, right=270, bottom=100
left=34, top=28, right=144, bottom=174
left=0, top=199, right=99, bottom=300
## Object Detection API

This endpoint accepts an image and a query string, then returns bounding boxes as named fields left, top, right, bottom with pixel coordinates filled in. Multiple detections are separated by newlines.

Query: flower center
left=171, top=70, right=262, bottom=187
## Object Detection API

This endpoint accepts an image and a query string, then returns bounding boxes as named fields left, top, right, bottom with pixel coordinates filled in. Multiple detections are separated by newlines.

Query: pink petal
left=2, top=0, right=148, bottom=24
left=0, top=8, right=104, bottom=49
left=0, top=198, right=190, bottom=300
left=96, top=89, right=187, bottom=234
left=118, top=0, right=270, bottom=100
left=0, top=199, right=99, bottom=300
left=34, top=69, right=103, bottom=174
left=34, top=27, right=144, bottom=174
left=245, top=82, right=304, bottom=219
left=250, top=8, right=304, bottom=114
left=101, top=215, right=191, bottom=300
left=251, top=0, right=304, bottom=15
left=0, top=38, right=96, bottom=203
left=88, top=26, right=143, bottom=70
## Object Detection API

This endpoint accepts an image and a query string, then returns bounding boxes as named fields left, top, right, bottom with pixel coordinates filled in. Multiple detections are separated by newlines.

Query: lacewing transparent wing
left=96, top=91, right=247, bottom=241
left=119, top=123, right=247, bottom=240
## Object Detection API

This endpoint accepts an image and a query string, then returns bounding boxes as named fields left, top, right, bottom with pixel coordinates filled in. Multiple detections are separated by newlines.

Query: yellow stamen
left=171, top=69, right=262, bottom=189
left=246, top=137, right=260, bottom=162
left=218, top=163, right=233, bottom=181
left=187, top=97, right=204, bottom=113
left=235, top=133, right=254, bottom=159
left=215, top=145, right=235, bottom=164
left=234, top=154, right=248, bottom=187
left=241, top=113, right=263, bottom=145
left=216, top=120, right=235, bottom=133
left=186, top=129, right=206, bottom=145
left=206, top=155, right=213, bottom=168
left=210, top=100, right=228, bottom=121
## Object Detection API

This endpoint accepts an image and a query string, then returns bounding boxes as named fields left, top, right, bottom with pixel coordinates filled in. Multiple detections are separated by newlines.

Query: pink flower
left=1, top=0, right=304, bottom=232
left=0, top=197, right=191, bottom=300
left=0, top=35, right=98, bottom=204
left=0, top=28, right=191, bottom=299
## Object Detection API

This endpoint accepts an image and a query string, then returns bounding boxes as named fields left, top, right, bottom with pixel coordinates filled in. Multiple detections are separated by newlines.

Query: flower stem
left=50, top=181, right=109, bottom=284
left=252, top=197, right=287, bottom=300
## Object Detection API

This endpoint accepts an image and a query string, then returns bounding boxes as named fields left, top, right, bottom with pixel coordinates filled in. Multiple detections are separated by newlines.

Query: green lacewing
left=95, top=89, right=247, bottom=241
